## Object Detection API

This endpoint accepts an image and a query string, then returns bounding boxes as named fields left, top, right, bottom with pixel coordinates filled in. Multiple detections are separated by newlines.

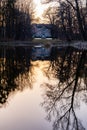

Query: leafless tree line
left=0, top=0, right=34, bottom=41
left=43, top=0, right=87, bottom=41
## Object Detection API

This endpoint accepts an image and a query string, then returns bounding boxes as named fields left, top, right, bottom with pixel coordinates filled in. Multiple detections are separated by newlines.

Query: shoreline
left=0, top=40, right=87, bottom=50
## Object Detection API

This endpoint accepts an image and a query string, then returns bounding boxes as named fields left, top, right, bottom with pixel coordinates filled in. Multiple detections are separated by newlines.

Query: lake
left=0, top=45, right=87, bottom=130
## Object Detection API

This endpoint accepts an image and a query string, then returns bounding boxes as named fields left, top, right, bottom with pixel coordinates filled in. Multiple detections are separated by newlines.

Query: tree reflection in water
left=42, top=47, right=87, bottom=130
left=0, top=45, right=87, bottom=130
left=0, top=46, right=32, bottom=106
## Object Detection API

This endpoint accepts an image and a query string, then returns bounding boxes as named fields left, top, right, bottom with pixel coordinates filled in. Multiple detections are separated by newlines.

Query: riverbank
left=0, top=40, right=87, bottom=50
left=0, top=39, right=64, bottom=46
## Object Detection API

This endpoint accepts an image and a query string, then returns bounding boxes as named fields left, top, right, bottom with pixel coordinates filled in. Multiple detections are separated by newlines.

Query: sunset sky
left=16, top=0, right=57, bottom=23
left=33, top=0, right=49, bottom=23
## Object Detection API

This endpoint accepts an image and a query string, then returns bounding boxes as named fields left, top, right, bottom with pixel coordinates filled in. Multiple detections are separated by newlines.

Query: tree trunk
left=75, top=0, right=87, bottom=40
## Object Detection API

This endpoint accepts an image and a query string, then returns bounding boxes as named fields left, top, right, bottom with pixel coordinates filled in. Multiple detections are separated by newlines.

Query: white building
left=32, top=24, right=51, bottom=38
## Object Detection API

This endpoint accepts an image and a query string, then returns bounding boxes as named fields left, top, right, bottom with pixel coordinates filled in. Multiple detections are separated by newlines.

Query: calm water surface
left=0, top=46, right=87, bottom=130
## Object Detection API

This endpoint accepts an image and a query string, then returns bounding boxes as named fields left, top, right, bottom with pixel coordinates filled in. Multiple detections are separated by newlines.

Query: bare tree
left=0, top=0, right=35, bottom=41
left=15, top=0, right=35, bottom=40
left=43, top=6, right=58, bottom=38
left=43, top=0, right=87, bottom=41
left=65, top=0, right=87, bottom=40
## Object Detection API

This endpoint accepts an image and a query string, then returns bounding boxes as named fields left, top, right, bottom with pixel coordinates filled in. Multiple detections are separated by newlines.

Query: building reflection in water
left=0, top=46, right=87, bottom=130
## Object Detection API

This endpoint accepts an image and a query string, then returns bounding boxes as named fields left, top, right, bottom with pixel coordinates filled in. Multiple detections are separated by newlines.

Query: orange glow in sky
left=33, top=0, right=49, bottom=22
left=33, top=0, right=45, bottom=16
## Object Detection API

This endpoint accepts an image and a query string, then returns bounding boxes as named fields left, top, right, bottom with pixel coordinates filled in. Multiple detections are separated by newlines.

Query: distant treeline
left=44, top=0, right=87, bottom=41
left=0, top=0, right=87, bottom=41
left=0, top=0, right=33, bottom=41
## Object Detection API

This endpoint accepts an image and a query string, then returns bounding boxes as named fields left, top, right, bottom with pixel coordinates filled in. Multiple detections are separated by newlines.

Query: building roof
left=32, top=24, right=51, bottom=38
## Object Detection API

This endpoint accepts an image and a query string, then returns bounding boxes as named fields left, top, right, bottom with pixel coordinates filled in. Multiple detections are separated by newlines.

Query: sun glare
left=33, top=0, right=45, bottom=17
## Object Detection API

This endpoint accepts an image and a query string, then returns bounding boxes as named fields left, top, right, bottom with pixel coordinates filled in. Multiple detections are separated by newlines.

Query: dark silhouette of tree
left=65, top=0, right=87, bottom=41
left=43, top=7, right=58, bottom=38
left=58, top=2, right=72, bottom=41
left=43, top=0, right=87, bottom=41
left=0, top=0, right=35, bottom=41
left=15, top=0, right=35, bottom=40
left=5, top=0, right=16, bottom=39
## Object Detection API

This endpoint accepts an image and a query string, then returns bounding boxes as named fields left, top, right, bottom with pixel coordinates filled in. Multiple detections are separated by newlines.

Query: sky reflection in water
left=0, top=46, right=87, bottom=130
left=0, top=59, right=53, bottom=130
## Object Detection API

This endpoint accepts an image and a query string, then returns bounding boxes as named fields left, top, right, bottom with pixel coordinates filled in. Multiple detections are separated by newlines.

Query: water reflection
left=42, top=47, right=87, bottom=130
left=0, top=46, right=32, bottom=106
left=0, top=46, right=87, bottom=130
